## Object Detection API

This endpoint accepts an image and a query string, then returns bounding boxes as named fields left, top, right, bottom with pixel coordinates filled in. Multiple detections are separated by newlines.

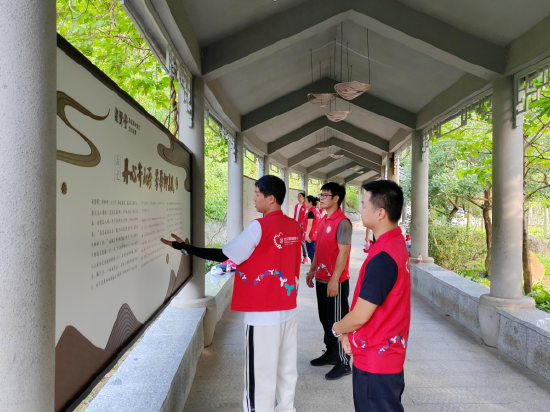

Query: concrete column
left=263, top=155, right=270, bottom=177
left=388, top=153, right=398, bottom=183
left=478, top=76, right=534, bottom=347
left=0, top=1, right=56, bottom=410
left=227, top=133, right=244, bottom=241
left=395, top=154, right=400, bottom=185
left=304, top=173, right=309, bottom=195
left=380, top=156, right=387, bottom=180
left=282, top=168, right=290, bottom=215
left=342, top=184, right=347, bottom=213
left=179, top=77, right=206, bottom=299
left=410, top=130, right=433, bottom=263
left=174, top=77, right=217, bottom=346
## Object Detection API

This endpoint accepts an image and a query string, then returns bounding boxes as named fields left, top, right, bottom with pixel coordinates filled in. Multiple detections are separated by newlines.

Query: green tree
left=56, top=0, right=175, bottom=127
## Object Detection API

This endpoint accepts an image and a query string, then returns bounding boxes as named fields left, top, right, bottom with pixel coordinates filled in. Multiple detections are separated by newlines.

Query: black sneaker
left=325, top=363, right=352, bottom=380
left=310, top=351, right=338, bottom=366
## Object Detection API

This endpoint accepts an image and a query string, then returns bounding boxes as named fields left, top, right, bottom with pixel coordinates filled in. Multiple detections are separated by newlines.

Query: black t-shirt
left=308, top=211, right=315, bottom=219
left=359, top=252, right=398, bottom=306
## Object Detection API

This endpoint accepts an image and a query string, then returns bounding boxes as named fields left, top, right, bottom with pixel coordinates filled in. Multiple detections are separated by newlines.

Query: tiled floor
left=184, top=230, right=550, bottom=411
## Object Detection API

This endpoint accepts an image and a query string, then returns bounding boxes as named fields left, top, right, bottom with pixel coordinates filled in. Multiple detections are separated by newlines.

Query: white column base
left=171, top=295, right=218, bottom=347
left=478, top=294, right=535, bottom=347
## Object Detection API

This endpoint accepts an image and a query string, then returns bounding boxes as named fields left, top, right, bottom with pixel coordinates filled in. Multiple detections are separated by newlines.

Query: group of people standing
left=293, top=191, right=324, bottom=264
left=161, top=175, right=410, bottom=412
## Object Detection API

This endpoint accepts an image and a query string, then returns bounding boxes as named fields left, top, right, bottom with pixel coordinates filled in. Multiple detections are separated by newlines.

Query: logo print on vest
left=274, top=232, right=283, bottom=249
left=326, top=225, right=332, bottom=234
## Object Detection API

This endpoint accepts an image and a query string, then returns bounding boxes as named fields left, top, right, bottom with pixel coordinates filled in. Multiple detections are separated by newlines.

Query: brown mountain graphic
left=55, top=304, right=142, bottom=412
left=55, top=254, right=190, bottom=411
left=165, top=242, right=192, bottom=302
left=165, top=270, right=177, bottom=303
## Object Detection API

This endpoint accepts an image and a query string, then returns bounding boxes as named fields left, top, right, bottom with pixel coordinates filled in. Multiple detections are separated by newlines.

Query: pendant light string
left=333, top=38, right=336, bottom=79
left=367, top=29, right=371, bottom=85
left=347, top=42, right=350, bottom=82
left=340, top=23, right=343, bottom=83
left=310, top=49, right=313, bottom=84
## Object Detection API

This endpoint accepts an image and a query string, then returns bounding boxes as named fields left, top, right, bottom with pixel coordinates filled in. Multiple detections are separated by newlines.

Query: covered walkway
left=185, top=229, right=550, bottom=412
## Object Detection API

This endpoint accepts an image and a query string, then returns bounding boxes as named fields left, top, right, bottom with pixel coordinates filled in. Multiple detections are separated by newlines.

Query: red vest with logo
left=303, top=206, right=321, bottom=241
left=231, top=210, right=302, bottom=312
left=314, top=208, right=351, bottom=283
left=294, top=202, right=306, bottom=228
left=349, top=227, right=411, bottom=373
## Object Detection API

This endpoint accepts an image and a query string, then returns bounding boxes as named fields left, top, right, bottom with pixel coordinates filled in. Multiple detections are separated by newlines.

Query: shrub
left=527, top=283, right=550, bottom=313
left=428, top=221, right=486, bottom=272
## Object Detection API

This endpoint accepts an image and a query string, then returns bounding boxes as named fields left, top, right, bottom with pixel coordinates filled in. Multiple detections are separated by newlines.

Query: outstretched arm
left=161, top=234, right=228, bottom=262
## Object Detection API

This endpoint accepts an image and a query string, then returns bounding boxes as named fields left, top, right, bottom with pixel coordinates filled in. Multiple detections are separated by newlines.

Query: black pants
left=353, top=367, right=405, bottom=412
left=315, top=279, right=350, bottom=365
left=301, top=239, right=307, bottom=258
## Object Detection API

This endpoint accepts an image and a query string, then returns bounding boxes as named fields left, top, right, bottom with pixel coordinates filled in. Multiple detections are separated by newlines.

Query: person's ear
left=378, top=208, right=387, bottom=221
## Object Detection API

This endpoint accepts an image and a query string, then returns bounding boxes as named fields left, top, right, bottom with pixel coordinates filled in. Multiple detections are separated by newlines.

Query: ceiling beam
left=416, top=73, right=490, bottom=129
left=201, top=0, right=504, bottom=82
left=288, top=136, right=382, bottom=167
left=342, top=152, right=380, bottom=173
left=389, top=129, right=411, bottom=153
left=241, top=78, right=416, bottom=131
left=289, top=147, right=320, bottom=167
left=505, top=13, right=550, bottom=75
left=326, top=162, right=361, bottom=179
left=345, top=172, right=365, bottom=184
left=306, top=157, right=339, bottom=174
left=267, top=117, right=389, bottom=154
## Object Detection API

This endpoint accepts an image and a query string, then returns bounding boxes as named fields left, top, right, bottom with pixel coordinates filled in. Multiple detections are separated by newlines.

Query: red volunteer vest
left=231, top=210, right=302, bottom=312
left=294, top=202, right=306, bottom=228
left=314, top=208, right=351, bottom=283
left=349, top=227, right=411, bottom=373
left=303, top=206, right=321, bottom=241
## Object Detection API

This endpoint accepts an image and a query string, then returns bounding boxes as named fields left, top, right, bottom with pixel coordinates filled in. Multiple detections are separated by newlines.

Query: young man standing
left=303, top=195, right=321, bottom=262
left=161, top=175, right=302, bottom=412
left=294, top=191, right=308, bottom=264
left=305, top=182, right=352, bottom=380
left=333, top=180, right=410, bottom=412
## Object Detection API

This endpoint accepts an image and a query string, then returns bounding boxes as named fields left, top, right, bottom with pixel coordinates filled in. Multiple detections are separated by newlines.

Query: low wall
left=86, top=273, right=234, bottom=411
left=411, top=263, right=550, bottom=382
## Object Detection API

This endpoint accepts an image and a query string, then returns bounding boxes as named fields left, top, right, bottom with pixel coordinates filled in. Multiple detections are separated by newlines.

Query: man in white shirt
left=162, top=175, right=301, bottom=412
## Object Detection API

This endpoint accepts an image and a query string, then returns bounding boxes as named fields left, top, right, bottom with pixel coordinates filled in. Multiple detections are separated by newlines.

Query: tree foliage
left=57, top=0, right=174, bottom=127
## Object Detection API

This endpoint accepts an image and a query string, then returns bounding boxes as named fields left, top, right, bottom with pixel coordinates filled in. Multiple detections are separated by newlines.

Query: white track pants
left=243, top=316, right=298, bottom=412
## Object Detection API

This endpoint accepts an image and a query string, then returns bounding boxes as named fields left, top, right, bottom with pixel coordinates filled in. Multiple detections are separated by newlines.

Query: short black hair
left=306, top=195, right=317, bottom=206
left=362, top=180, right=403, bottom=222
left=321, top=182, right=346, bottom=207
left=255, top=175, right=286, bottom=205
left=298, top=191, right=305, bottom=198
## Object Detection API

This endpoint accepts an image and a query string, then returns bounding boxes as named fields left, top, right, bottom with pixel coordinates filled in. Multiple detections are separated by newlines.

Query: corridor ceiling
left=129, top=0, right=550, bottom=185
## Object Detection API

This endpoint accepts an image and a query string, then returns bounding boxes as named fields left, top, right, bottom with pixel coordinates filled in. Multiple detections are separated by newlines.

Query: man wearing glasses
left=306, top=182, right=352, bottom=380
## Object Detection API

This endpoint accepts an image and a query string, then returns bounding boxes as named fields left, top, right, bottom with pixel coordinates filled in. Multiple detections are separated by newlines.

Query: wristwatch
left=332, top=323, right=342, bottom=338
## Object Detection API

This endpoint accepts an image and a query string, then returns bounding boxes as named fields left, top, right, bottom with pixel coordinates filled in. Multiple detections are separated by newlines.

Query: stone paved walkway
left=184, top=229, right=550, bottom=411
